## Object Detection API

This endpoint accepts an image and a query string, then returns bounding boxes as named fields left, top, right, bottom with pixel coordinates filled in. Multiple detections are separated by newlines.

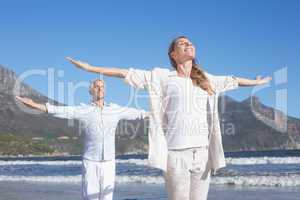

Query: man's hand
left=15, top=96, right=47, bottom=112
left=16, top=96, right=35, bottom=107
left=66, top=57, right=91, bottom=71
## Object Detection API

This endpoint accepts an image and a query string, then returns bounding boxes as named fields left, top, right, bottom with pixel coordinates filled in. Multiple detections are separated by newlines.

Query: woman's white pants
left=164, top=147, right=211, bottom=200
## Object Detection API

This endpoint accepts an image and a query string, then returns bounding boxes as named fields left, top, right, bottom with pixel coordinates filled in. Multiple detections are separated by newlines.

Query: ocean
left=0, top=150, right=299, bottom=200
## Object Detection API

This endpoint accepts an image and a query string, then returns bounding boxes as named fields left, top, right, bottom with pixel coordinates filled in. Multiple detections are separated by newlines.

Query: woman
left=66, top=36, right=272, bottom=200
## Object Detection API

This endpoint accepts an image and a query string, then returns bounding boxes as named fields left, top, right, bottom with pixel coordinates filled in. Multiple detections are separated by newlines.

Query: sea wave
left=0, top=160, right=82, bottom=166
left=1, top=157, right=300, bottom=166
left=1, top=174, right=300, bottom=187
left=226, top=157, right=300, bottom=165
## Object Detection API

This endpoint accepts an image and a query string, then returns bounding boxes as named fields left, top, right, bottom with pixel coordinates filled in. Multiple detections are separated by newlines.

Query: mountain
left=0, top=65, right=299, bottom=156
left=0, top=65, right=82, bottom=155
left=219, top=95, right=300, bottom=151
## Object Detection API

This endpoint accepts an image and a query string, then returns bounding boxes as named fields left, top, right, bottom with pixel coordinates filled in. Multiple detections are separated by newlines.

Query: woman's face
left=171, top=37, right=196, bottom=63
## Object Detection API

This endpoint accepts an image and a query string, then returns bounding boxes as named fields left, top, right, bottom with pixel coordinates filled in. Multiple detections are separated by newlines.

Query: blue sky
left=0, top=0, right=299, bottom=118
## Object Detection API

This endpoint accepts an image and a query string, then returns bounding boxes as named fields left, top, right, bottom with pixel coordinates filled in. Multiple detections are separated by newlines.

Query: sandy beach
left=1, top=181, right=299, bottom=200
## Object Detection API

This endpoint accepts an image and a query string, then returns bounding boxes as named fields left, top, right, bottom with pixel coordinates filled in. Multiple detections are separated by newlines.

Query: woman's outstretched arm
left=236, top=76, right=272, bottom=86
left=66, top=57, right=128, bottom=78
left=205, top=73, right=272, bottom=93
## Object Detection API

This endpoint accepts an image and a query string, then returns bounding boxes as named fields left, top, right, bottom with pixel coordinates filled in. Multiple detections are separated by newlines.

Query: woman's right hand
left=66, top=56, right=129, bottom=78
left=65, top=57, right=91, bottom=71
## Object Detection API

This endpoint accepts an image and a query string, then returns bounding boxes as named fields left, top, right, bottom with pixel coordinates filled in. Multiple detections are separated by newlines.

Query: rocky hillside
left=219, top=95, right=300, bottom=151
left=0, top=65, right=82, bottom=155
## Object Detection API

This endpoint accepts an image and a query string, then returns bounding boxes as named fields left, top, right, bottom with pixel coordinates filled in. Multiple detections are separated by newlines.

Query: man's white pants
left=82, top=159, right=115, bottom=200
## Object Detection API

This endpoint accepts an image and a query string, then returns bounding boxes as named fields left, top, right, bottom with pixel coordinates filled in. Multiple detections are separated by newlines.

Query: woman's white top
left=124, top=67, right=239, bottom=172
left=163, top=76, right=209, bottom=149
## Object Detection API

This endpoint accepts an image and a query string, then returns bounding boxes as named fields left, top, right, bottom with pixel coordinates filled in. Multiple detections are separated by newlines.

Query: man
left=16, top=79, right=147, bottom=200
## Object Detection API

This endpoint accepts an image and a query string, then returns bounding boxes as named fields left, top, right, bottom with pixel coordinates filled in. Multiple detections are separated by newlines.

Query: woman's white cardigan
left=124, top=67, right=239, bottom=174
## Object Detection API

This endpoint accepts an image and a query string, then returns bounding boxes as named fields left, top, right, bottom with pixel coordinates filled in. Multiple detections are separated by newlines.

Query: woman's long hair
left=168, top=36, right=215, bottom=95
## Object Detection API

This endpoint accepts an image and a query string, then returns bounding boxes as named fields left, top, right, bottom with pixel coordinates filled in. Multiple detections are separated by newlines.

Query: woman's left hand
left=255, top=76, right=272, bottom=85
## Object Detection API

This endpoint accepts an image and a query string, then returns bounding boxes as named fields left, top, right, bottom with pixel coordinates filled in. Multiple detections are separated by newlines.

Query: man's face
left=90, top=80, right=105, bottom=99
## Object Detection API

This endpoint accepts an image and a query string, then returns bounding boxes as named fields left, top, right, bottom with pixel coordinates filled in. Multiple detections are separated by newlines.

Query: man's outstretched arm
left=118, top=106, right=149, bottom=121
left=15, top=96, right=47, bottom=112
left=16, top=96, right=88, bottom=120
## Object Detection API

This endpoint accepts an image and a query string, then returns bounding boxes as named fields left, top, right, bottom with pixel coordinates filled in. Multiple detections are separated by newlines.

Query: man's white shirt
left=46, top=102, right=147, bottom=161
